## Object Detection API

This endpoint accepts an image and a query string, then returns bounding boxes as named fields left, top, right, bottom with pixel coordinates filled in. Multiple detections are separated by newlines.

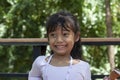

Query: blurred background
left=0, top=0, right=120, bottom=80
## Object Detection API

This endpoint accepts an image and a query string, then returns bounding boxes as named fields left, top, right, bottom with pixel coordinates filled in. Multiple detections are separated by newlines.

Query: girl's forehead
left=52, top=25, right=72, bottom=32
left=47, top=19, right=75, bottom=34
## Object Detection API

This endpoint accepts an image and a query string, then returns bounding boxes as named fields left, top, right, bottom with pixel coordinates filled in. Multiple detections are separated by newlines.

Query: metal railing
left=0, top=38, right=120, bottom=80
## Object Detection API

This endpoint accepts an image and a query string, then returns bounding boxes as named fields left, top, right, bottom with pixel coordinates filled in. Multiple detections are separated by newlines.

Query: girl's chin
left=54, top=52, right=67, bottom=55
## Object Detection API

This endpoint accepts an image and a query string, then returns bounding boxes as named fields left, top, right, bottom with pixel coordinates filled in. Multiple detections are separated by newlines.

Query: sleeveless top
left=28, top=56, right=91, bottom=80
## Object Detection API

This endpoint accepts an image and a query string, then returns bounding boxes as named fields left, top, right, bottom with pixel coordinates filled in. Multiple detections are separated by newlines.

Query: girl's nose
left=56, top=35, right=64, bottom=42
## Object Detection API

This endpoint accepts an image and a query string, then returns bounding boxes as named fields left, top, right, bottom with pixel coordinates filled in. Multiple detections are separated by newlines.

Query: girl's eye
left=50, top=33, right=56, bottom=38
left=63, top=33, right=69, bottom=37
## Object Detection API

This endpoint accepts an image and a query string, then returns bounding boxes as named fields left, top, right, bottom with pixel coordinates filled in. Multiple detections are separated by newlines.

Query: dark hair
left=46, top=11, right=82, bottom=59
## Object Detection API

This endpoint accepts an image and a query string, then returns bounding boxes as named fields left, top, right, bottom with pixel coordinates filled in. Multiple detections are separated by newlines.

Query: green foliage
left=82, top=0, right=106, bottom=37
left=111, top=0, right=120, bottom=37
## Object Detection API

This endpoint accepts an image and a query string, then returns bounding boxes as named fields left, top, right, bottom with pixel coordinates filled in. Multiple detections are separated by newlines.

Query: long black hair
left=46, top=11, right=82, bottom=60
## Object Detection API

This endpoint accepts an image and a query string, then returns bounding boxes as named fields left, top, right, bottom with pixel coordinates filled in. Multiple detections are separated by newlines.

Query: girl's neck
left=53, top=54, right=70, bottom=59
left=49, top=54, right=71, bottom=67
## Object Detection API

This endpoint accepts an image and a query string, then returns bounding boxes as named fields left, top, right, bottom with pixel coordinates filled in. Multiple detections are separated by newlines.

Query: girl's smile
left=55, top=45, right=66, bottom=49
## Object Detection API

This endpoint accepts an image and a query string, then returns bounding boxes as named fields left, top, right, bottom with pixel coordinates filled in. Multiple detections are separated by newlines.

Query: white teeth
left=56, top=45, right=65, bottom=48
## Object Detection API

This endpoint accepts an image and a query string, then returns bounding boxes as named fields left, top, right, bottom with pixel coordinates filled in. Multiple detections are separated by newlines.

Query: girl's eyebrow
left=62, top=28, right=70, bottom=32
left=49, top=31, right=56, bottom=33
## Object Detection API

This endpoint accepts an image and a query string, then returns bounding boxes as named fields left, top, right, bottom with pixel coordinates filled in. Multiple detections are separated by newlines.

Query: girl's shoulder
left=34, top=56, right=47, bottom=66
left=72, top=59, right=90, bottom=67
left=72, top=59, right=91, bottom=73
left=35, top=56, right=46, bottom=62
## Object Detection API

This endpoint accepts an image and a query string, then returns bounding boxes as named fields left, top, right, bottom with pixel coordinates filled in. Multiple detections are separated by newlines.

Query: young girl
left=28, top=11, right=91, bottom=80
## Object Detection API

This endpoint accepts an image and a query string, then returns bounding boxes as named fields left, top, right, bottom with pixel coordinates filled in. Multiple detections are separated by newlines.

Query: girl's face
left=48, top=26, right=79, bottom=56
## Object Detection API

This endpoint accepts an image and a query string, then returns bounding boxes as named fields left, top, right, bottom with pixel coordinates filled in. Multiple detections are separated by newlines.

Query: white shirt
left=28, top=56, right=91, bottom=80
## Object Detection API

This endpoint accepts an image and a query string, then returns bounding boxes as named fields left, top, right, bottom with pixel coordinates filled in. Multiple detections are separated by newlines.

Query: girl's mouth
left=55, top=45, right=66, bottom=49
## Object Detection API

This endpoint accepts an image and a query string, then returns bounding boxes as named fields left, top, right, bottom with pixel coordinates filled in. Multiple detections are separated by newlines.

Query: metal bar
left=33, top=46, right=42, bottom=60
left=0, top=73, right=107, bottom=78
left=1, top=73, right=119, bottom=79
left=81, top=38, right=120, bottom=45
left=0, top=38, right=48, bottom=45
left=33, top=45, right=47, bottom=60
left=0, top=38, right=120, bottom=45
left=0, top=73, right=28, bottom=77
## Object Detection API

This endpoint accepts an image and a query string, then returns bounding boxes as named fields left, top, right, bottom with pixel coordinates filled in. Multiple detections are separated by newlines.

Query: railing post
left=33, top=45, right=46, bottom=60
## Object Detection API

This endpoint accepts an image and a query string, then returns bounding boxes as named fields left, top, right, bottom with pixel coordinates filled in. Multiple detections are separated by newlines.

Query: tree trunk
left=105, top=0, right=115, bottom=70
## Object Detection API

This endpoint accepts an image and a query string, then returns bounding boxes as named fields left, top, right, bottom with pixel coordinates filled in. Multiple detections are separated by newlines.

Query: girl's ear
left=75, top=32, right=80, bottom=42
